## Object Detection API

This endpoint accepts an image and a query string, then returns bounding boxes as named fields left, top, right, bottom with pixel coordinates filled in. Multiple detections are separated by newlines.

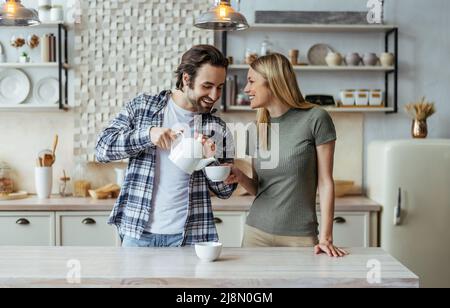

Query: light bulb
left=6, top=1, right=16, bottom=14
left=219, top=6, right=228, bottom=18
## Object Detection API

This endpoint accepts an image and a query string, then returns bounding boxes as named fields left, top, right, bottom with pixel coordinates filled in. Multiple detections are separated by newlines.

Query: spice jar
left=0, top=162, right=14, bottom=196
left=73, top=160, right=91, bottom=197
left=59, top=170, right=71, bottom=197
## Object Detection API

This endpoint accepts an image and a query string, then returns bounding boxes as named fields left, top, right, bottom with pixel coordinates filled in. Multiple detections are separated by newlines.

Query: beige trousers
left=243, top=224, right=319, bottom=248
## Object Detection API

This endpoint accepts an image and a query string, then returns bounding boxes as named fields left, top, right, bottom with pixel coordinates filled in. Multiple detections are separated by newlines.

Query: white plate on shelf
left=34, top=77, right=59, bottom=105
left=0, top=69, right=30, bottom=104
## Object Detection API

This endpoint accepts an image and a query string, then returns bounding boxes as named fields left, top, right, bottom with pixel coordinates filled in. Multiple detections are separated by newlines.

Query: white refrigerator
left=367, top=139, right=450, bottom=288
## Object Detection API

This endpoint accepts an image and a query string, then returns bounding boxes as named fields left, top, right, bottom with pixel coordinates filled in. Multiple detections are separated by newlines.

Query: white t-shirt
left=146, top=98, right=197, bottom=234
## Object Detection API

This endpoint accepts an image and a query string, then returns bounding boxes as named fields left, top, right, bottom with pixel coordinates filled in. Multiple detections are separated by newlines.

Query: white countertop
left=0, top=247, right=417, bottom=288
left=0, top=195, right=381, bottom=212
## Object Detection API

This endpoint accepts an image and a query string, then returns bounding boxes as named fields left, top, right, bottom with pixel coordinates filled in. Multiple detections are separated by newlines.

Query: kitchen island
left=0, top=247, right=418, bottom=288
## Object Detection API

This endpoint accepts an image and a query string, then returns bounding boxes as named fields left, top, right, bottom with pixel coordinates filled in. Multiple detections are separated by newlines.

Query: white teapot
left=169, top=133, right=216, bottom=175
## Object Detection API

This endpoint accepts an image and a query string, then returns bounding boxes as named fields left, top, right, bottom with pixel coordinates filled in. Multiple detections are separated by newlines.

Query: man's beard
left=185, top=88, right=213, bottom=113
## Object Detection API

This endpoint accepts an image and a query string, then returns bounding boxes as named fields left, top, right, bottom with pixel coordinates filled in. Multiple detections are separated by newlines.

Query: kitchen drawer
left=317, top=212, right=370, bottom=248
left=56, top=212, right=120, bottom=247
left=0, top=212, right=55, bottom=246
left=213, top=211, right=247, bottom=248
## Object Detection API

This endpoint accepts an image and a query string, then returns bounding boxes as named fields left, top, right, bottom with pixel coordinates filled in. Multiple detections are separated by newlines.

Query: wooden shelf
left=325, top=106, right=394, bottom=113
left=220, top=24, right=399, bottom=114
left=229, top=64, right=395, bottom=72
left=0, top=63, right=60, bottom=68
left=4, top=22, right=73, bottom=28
left=224, top=106, right=253, bottom=112
left=0, top=104, right=69, bottom=112
left=224, top=106, right=394, bottom=113
left=243, top=24, right=398, bottom=33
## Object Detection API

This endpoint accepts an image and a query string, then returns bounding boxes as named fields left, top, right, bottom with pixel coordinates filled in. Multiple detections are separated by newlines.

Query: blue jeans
left=122, top=231, right=183, bottom=247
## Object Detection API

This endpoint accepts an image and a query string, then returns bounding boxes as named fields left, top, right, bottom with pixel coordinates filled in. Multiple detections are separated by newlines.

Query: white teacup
left=195, top=242, right=223, bottom=262
left=205, top=166, right=231, bottom=182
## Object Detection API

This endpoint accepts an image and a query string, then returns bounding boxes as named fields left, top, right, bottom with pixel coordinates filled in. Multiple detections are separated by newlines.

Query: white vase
left=325, top=52, right=343, bottom=66
left=19, top=56, right=29, bottom=63
left=35, top=167, right=53, bottom=199
left=380, top=52, right=395, bottom=67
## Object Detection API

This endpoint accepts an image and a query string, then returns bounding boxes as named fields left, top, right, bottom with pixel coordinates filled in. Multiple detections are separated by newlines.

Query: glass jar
left=59, top=170, right=71, bottom=197
left=73, top=160, right=91, bottom=197
left=50, top=5, right=64, bottom=22
left=0, top=162, right=14, bottom=195
left=38, top=5, right=51, bottom=23
left=260, top=36, right=273, bottom=57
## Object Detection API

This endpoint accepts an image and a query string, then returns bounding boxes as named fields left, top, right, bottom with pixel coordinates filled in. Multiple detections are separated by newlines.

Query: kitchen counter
left=0, top=195, right=381, bottom=212
left=0, top=247, right=418, bottom=288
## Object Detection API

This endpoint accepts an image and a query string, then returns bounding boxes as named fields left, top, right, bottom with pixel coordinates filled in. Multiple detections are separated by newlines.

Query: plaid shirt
left=96, top=90, right=237, bottom=246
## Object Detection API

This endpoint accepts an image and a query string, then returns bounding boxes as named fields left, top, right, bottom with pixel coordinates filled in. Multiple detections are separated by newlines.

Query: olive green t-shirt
left=246, top=107, right=336, bottom=237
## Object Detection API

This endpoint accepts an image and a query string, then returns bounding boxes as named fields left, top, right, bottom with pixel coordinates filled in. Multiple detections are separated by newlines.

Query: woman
left=224, top=53, right=348, bottom=257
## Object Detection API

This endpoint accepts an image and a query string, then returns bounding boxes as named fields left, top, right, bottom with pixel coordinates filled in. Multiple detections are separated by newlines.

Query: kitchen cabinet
left=56, top=212, right=120, bottom=247
left=0, top=195, right=380, bottom=248
left=317, top=212, right=373, bottom=247
left=0, top=212, right=55, bottom=246
left=216, top=211, right=376, bottom=248
left=213, top=211, right=247, bottom=248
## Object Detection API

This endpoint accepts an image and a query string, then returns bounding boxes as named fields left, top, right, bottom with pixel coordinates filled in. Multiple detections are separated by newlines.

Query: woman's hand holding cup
left=223, top=163, right=243, bottom=185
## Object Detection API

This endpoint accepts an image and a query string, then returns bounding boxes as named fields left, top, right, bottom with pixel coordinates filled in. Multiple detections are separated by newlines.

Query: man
left=96, top=45, right=237, bottom=247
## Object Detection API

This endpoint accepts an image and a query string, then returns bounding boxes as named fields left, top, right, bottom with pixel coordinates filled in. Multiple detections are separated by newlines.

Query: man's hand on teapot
left=195, top=133, right=216, bottom=158
left=150, top=127, right=180, bottom=150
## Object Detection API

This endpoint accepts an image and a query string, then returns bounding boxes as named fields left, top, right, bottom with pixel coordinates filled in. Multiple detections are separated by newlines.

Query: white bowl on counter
left=195, top=242, right=223, bottom=262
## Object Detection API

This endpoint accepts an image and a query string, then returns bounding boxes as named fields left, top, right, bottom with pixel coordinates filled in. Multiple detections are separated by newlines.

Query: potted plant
left=19, top=51, right=30, bottom=63
left=404, top=97, right=436, bottom=139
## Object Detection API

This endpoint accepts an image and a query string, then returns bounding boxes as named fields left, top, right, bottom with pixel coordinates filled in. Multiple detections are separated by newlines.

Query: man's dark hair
left=175, top=45, right=228, bottom=90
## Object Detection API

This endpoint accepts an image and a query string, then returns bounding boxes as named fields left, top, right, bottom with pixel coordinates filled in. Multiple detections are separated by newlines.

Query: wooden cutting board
left=0, top=191, right=29, bottom=201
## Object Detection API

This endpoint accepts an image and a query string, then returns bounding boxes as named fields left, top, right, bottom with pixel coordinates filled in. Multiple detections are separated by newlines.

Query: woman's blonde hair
left=250, top=53, right=314, bottom=148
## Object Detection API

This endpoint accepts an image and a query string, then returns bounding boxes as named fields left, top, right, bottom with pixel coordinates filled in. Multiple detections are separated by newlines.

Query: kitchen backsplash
left=73, top=0, right=213, bottom=162
left=0, top=110, right=363, bottom=195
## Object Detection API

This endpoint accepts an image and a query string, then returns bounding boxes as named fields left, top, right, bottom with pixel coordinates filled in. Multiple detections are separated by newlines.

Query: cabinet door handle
left=214, top=217, right=223, bottom=224
left=16, top=218, right=30, bottom=225
left=394, top=187, right=402, bottom=226
left=333, top=217, right=346, bottom=224
left=82, top=218, right=96, bottom=225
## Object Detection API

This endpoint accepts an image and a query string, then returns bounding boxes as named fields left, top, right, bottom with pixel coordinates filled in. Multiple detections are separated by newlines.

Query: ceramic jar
left=325, top=52, right=343, bottom=66
left=289, top=49, right=299, bottom=65
left=345, top=53, right=361, bottom=66
left=363, top=53, right=379, bottom=66
left=340, top=90, right=356, bottom=106
left=38, top=5, right=51, bottom=23
left=380, top=52, right=395, bottom=67
left=50, top=5, right=64, bottom=22
left=369, top=90, right=384, bottom=106
left=355, top=89, right=370, bottom=105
